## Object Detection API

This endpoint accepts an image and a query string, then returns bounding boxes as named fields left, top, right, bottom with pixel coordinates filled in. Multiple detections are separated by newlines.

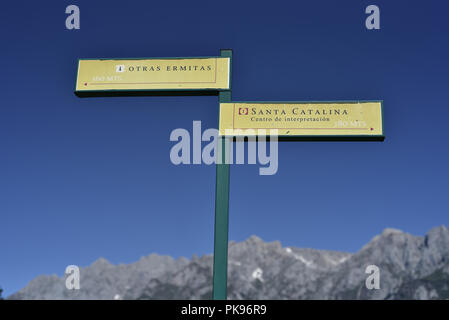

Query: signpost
left=219, top=101, right=384, bottom=141
left=74, top=49, right=384, bottom=300
left=75, top=56, right=231, bottom=96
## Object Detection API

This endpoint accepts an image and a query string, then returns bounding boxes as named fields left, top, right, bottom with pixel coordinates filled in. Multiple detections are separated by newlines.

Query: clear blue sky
left=1, top=0, right=448, bottom=296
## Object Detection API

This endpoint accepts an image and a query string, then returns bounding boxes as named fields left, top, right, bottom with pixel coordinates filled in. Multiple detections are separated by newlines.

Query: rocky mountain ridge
left=8, top=226, right=449, bottom=300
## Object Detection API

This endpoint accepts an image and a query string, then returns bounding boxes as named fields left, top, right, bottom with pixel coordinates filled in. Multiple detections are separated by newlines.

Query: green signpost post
left=75, top=49, right=383, bottom=300
left=213, top=93, right=232, bottom=300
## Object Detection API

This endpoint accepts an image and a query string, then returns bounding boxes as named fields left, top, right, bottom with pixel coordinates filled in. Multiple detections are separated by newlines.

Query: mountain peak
left=424, top=225, right=449, bottom=250
left=426, top=225, right=448, bottom=237
left=91, top=257, right=112, bottom=268
left=381, top=228, right=404, bottom=236
left=246, top=235, right=264, bottom=243
left=361, top=228, right=408, bottom=251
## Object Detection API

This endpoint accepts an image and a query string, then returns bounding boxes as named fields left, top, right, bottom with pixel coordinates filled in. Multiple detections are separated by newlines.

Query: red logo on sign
left=239, top=108, right=248, bottom=115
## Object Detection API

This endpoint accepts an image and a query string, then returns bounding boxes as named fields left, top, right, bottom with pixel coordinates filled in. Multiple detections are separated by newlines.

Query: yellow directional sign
left=75, top=57, right=231, bottom=95
left=219, top=101, right=384, bottom=140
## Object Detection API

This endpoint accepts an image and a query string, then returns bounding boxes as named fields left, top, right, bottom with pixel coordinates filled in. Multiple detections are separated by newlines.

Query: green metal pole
left=212, top=136, right=230, bottom=300
left=212, top=49, right=232, bottom=300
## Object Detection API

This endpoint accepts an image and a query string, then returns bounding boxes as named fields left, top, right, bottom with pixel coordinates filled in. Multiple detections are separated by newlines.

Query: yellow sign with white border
left=219, top=101, right=384, bottom=140
left=75, top=57, right=230, bottom=94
